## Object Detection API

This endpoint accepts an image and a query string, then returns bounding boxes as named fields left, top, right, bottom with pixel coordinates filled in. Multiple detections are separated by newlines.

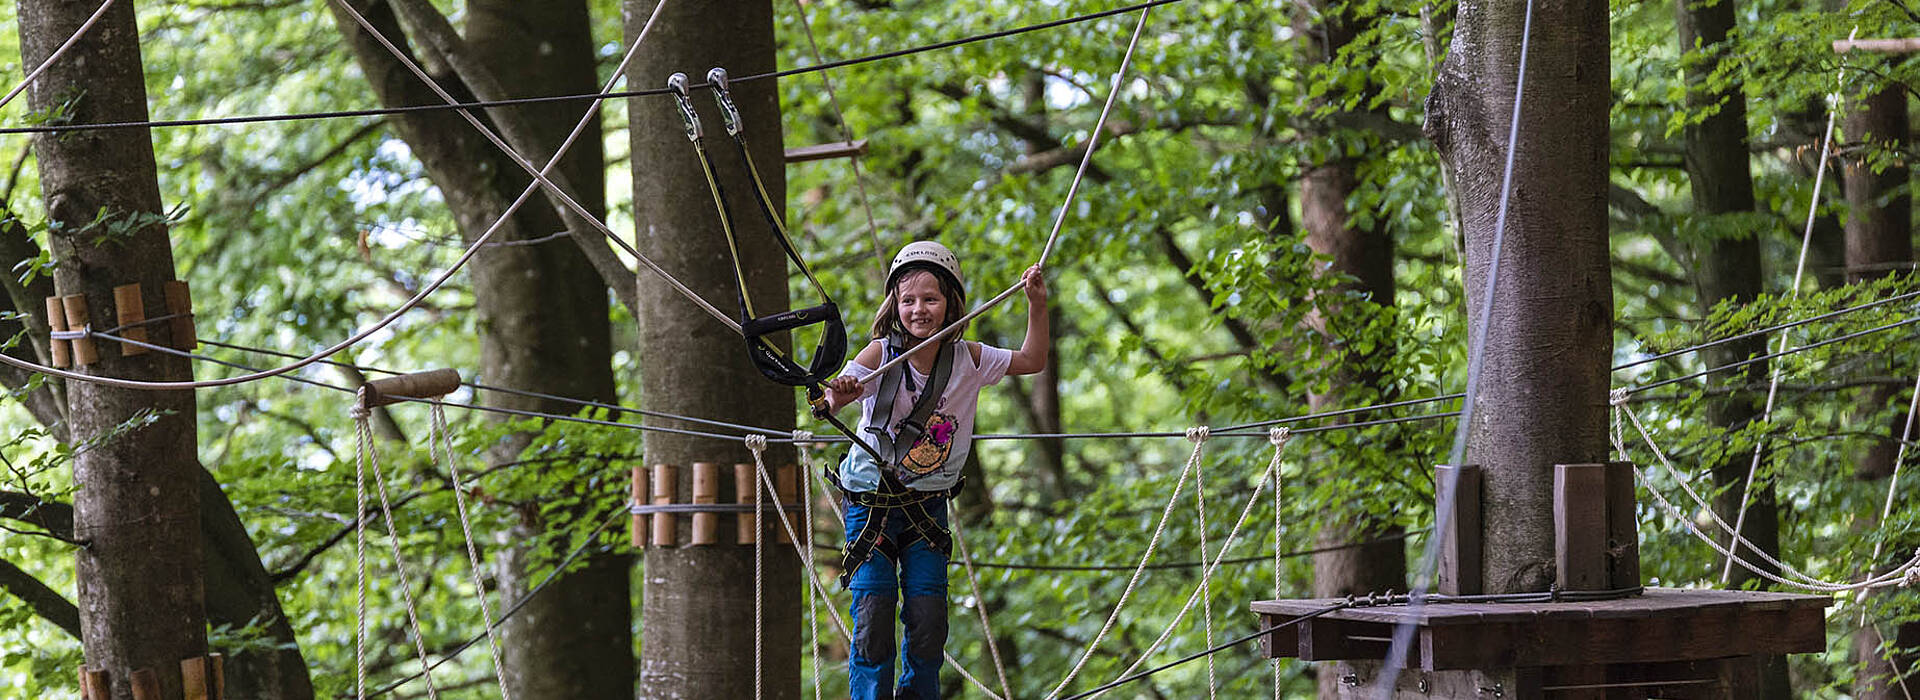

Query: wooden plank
left=651, top=463, right=677, bottom=547
left=1436, top=465, right=1482, bottom=596
left=80, top=667, right=109, bottom=700
left=1605, top=461, right=1640, bottom=589
left=783, top=139, right=868, bottom=163
left=735, top=463, right=756, bottom=545
left=113, top=283, right=148, bottom=357
left=1300, top=617, right=1394, bottom=661
left=46, top=297, right=70, bottom=368
left=183, top=656, right=210, bottom=700
left=1834, top=38, right=1920, bottom=54
left=163, top=280, right=196, bottom=350
left=1327, top=662, right=1539, bottom=700
left=690, top=462, right=719, bottom=546
left=1556, top=464, right=1609, bottom=591
left=129, top=668, right=162, bottom=700
left=1257, top=612, right=1300, bottom=659
left=62, top=294, right=98, bottom=366
left=630, top=466, right=647, bottom=548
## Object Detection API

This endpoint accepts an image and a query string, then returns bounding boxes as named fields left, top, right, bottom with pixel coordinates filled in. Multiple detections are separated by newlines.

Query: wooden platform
left=1250, top=588, right=1830, bottom=671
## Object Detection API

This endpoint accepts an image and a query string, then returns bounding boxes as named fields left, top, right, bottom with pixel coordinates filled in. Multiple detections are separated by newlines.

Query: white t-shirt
left=838, top=339, right=1012, bottom=492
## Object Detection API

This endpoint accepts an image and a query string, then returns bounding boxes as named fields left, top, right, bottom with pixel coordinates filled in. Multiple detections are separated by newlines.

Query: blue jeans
left=845, top=499, right=949, bottom=700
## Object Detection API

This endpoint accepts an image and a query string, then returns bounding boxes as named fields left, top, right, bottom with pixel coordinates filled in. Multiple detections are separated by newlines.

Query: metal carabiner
left=666, top=72, right=702, bottom=142
left=706, top=67, right=744, bottom=137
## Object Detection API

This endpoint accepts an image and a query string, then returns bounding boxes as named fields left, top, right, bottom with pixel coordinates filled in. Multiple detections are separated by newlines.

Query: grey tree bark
left=1674, top=3, right=1789, bottom=697
left=327, top=1, right=633, bottom=695
left=626, top=1, right=801, bottom=697
left=18, top=1, right=207, bottom=697
left=1424, top=0, right=1612, bottom=595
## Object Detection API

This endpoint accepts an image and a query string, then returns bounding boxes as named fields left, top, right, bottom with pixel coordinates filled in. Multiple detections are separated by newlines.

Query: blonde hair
left=869, top=267, right=969, bottom=343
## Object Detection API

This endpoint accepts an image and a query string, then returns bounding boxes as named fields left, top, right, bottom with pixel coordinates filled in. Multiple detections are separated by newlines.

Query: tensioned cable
left=330, top=0, right=741, bottom=335
left=1620, top=317, right=1920, bottom=395
left=969, top=531, right=1413, bottom=572
left=0, top=1, right=677, bottom=391
left=0, top=0, right=1192, bottom=137
left=0, top=0, right=117, bottom=112
left=1378, top=0, right=1536, bottom=694
left=1612, top=289, right=1920, bottom=373
left=1723, top=30, right=1855, bottom=583
left=862, top=0, right=1157, bottom=382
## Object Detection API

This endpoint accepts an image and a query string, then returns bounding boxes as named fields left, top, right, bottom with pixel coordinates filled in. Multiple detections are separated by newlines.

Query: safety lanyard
left=667, top=70, right=846, bottom=388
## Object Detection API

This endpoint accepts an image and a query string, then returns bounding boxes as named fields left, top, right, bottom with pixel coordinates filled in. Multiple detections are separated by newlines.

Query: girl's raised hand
left=825, top=375, right=862, bottom=408
left=1022, top=264, right=1048, bottom=304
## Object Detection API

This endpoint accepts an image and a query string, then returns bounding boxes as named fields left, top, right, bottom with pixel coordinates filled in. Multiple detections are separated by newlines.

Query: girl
left=822, top=240, right=1049, bottom=700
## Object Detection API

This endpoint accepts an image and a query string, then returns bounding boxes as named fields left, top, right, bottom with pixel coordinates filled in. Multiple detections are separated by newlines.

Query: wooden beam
left=1605, top=461, right=1640, bottom=589
left=1833, top=38, right=1920, bottom=54
left=1556, top=464, right=1608, bottom=591
left=1437, top=465, right=1482, bottom=596
left=783, top=139, right=868, bottom=163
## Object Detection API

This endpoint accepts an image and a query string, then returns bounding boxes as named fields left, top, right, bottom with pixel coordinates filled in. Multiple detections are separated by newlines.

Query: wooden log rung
left=784, top=139, right=868, bottom=163
left=358, top=369, right=461, bottom=409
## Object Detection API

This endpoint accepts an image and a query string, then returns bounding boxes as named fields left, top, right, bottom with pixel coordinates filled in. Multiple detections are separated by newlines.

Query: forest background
left=0, top=0, right=1916, bottom=698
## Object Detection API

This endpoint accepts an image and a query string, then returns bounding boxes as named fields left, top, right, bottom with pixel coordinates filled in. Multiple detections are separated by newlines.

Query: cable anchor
left=706, top=67, right=744, bottom=137
left=666, top=72, right=702, bottom=142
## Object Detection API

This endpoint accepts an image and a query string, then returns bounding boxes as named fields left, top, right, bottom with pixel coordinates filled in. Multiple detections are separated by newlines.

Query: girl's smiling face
left=894, top=270, right=949, bottom=339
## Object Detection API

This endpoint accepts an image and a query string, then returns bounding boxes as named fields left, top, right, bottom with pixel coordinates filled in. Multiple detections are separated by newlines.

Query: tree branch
left=0, top=490, right=74, bottom=541
left=0, top=557, right=79, bottom=638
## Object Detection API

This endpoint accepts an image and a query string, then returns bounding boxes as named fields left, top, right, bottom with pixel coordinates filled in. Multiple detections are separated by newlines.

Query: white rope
left=1611, top=393, right=1920, bottom=591
left=0, top=0, right=682, bottom=392
left=429, top=406, right=513, bottom=700
left=864, top=2, right=1156, bottom=382
left=949, top=512, right=1013, bottom=699
left=1865, top=365, right=1920, bottom=583
left=329, top=0, right=740, bottom=335
left=1269, top=428, right=1289, bottom=700
left=351, top=402, right=372, bottom=700
left=1723, top=26, right=1857, bottom=583
left=1191, top=430, right=1217, bottom=699
left=1, top=0, right=116, bottom=111
left=794, top=436, right=824, bottom=700
left=1089, top=427, right=1288, bottom=699
left=746, top=433, right=768, bottom=700
left=368, top=409, right=442, bottom=698
left=1046, top=424, right=1206, bottom=699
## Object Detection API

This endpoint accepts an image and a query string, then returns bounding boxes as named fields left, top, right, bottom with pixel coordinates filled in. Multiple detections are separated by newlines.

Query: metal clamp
left=666, top=72, right=702, bottom=142
left=706, top=67, right=744, bottom=137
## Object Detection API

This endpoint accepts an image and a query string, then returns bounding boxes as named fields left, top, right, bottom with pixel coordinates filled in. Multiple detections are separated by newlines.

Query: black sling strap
left=666, top=70, right=846, bottom=388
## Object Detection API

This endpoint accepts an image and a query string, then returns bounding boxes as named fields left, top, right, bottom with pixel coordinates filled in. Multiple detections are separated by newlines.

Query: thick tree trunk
left=627, top=1, right=801, bottom=697
left=328, top=1, right=632, bottom=694
left=1842, top=81, right=1918, bottom=700
left=1675, top=3, right=1790, bottom=697
left=19, top=1, right=208, bottom=697
left=1295, top=7, right=1407, bottom=697
left=1425, top=0, right=1611, bottom=595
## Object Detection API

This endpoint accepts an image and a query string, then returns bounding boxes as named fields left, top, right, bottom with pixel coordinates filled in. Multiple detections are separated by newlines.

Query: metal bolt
left=1341, top=674, right=1361, bottom=687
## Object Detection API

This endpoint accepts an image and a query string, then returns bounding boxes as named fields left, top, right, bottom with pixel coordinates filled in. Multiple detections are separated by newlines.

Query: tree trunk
left=1425, top=0, right=1611, bottom=595
left=1841, top=79, right=1918, bottom=700
left=1675, top=3, right=1790, bottom=697
left=1295, top=6, right=1407, bottom=697
left=627, top=1, right=800, bottom=697
left=19, top=0, right=208, bottom=697
left=327, top=1, right=632, bottom=694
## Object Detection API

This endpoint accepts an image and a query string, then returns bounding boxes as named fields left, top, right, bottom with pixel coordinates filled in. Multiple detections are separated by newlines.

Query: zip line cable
left=0, top=0, right=1192, bottom=137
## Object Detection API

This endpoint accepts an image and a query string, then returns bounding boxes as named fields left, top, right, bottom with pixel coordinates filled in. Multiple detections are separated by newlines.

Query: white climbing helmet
left=888, top=240, right=964, bottom=289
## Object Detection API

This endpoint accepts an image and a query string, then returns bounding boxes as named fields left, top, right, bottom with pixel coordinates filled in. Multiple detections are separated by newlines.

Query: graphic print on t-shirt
left=898, top=398, right=956, bottom=478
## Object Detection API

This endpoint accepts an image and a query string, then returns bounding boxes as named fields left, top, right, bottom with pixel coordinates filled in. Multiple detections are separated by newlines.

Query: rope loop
left=744, top=433, right=768, bottom=454
left=1905, top=566, right=1920, bottom=588
left=1608, top=388, right=1630, bottom=406
left=791, top=429, right=814, bottom=444
left=1186, top=426, right=1211, bottom=444
left=1268, top=426, right=1290, bottom=447
left=350, top=387, right=372, bottom=421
